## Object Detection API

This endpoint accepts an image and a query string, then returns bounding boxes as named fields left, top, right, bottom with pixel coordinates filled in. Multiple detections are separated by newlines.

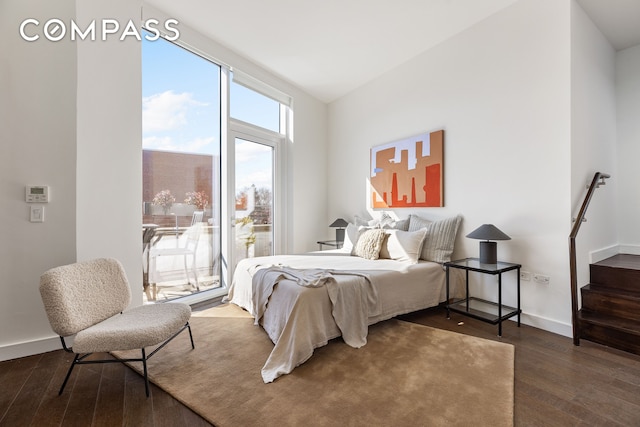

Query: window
left=230, top=80, right=280, bottom=133
left=142, top=32, right=222, bottom=303
left=142, top=32, right=291, bottom=303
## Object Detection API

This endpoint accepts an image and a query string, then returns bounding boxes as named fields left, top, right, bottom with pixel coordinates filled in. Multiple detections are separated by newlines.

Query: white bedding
left=226, top=251, right=460, bottom=383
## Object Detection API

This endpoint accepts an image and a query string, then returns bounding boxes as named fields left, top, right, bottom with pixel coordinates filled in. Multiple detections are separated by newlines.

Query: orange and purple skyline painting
left=370, top=130, right=444, bottom=208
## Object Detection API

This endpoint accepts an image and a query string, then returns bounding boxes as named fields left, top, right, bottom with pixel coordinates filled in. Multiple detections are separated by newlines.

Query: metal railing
left=569, top=172, right=610, bottom=345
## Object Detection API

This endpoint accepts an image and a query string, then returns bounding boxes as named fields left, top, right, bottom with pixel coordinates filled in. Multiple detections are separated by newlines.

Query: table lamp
left=329, top=218, right=348, bottom=243
left=466, top=224, right=511, bottom=264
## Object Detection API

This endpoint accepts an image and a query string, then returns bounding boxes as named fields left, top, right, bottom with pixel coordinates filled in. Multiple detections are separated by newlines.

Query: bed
left=225, top=214, right=463, bottom=383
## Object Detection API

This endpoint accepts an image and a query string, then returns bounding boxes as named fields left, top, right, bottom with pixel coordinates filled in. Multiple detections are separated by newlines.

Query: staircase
left=577, top=254, right=640, bottom=354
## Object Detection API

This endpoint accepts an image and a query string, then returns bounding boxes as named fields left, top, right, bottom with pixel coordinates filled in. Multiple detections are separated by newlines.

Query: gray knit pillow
left=353, top=228, right=386, bottom=260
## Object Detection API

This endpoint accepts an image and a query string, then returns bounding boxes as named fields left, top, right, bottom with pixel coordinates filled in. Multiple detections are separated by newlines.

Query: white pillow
left=379, top=229, right=428, bottom=264
left=354, top=215, right=375, bottom=228
left=353, top=229, right=386, bottom=260
left=341, top=223, right=359, bottom=252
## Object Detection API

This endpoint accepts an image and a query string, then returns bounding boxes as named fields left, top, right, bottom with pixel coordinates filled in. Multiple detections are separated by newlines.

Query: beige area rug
left=114, top=304, right=514, bottom=426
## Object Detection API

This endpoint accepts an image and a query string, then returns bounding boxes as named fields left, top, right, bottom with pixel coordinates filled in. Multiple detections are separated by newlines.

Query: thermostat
left=26, top=185, right=49, bottom=203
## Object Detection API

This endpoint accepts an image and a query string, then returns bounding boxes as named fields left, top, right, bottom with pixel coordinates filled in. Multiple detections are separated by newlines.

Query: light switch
left=30, top=205, right=44, bottom=222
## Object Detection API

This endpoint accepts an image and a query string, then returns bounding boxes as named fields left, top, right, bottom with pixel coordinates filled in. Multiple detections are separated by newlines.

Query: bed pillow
left=354, top=215, right=375, bottom=228
left=353, top=212, right=402, bottom=231
left=353, top=228, right=386, bottom=260
left=407, top=214, right=432, bottom=232
left=419, top=215, right=462, bottom=263
left=341, top=223, right=360, bottom=252
left=377, top=212, right=394, bottom=228
left=380, top=217, right=410, bottom=231
left=379, top=229, right=427, bottom=264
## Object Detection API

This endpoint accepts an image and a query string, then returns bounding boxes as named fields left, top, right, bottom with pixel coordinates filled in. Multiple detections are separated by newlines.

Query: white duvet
left=226, top=252, right=460, bottom=383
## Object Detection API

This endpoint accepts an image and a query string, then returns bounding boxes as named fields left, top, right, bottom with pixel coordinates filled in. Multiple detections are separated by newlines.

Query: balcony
left=143, top=216, right=271, bottom=303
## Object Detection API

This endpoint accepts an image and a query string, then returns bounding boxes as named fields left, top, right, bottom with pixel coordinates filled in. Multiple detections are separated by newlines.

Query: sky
left=142, top=34, right=278, bottom=192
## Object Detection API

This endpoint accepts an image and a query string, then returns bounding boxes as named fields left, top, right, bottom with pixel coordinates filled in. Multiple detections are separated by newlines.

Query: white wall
left=75, top=0, right=144, bottom=307
left=0, top=0, right=78, bottom=359
left=0, top=1, right=327, bottom=360
left=328, top=0, right=574, bottom=335
left=616, top=45, right=640, bottom=248
left=570, top=2, right=617, bottom=288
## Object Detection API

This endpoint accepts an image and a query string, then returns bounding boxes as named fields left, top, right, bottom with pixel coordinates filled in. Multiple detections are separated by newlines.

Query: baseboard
left=590, top=245, right=620, bottom=264
left=0, top=336, right=61, bottom=362
left=509, top=312, right=572, bottom=338
left=617, top=244, right=640, bottom=256
left=590, top=244, right=640, bottom=264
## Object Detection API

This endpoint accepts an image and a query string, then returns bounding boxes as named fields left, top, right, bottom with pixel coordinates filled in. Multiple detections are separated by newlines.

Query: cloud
left=143, top=90, right=207, bottom=133
left=235, top=140, right=273, bottom=189
left=237, top=169, right=272, bottom=190
left=235, top=139, right=271, bottom=162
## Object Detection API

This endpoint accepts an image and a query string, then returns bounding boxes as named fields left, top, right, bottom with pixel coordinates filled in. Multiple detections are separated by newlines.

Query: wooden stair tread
left=578, top=310, right=640, bottom=335
left=593, top=254, right=640, bottom=270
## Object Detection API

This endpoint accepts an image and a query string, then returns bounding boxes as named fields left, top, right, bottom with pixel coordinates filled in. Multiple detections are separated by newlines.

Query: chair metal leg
left=55, top=323, right=193, bottom=398
left=187, top=322, right=195, bottom=349
left=58, top=354, right=79, bottom=395
left=142, top=348, right=150, bottom=397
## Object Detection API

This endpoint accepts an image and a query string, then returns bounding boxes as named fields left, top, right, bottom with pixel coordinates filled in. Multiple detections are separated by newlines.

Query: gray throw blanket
left=250, top=265, right=379, bottom=347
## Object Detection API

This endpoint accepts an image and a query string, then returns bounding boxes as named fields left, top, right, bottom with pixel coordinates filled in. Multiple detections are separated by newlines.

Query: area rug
left=114, top=303, right=514, bottom=426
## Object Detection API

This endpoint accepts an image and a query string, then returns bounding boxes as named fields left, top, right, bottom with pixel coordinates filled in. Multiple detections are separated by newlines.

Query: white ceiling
left=576, top=0, right=640, bottom=51
left=147, top=0, right=640, bottom=103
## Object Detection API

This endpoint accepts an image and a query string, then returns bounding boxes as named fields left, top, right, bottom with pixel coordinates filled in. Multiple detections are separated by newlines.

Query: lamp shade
left=329, top=218, right=348, bottom=228
left=466, top=224, right=510, bottom=264
left=466, top=224, right=511, bottom=241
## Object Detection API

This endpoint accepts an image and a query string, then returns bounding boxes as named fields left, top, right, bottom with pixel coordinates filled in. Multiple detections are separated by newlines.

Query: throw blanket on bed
left=250, top=265, right=379, bottom=348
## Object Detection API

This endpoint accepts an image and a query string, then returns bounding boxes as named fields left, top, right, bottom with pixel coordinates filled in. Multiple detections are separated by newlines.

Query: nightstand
left=317, top=240, right=342, bottom=250
left=444, top=257, right=521, bottom=336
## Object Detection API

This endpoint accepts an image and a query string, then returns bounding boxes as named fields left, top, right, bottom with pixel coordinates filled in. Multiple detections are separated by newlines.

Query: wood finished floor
left=2, top=305, right=640, bottom=426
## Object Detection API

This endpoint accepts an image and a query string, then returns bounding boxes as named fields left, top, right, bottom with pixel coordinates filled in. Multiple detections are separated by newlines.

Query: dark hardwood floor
left=2, top=305, right=640, bottom=426
left=0, top=349, right=212, bottom=427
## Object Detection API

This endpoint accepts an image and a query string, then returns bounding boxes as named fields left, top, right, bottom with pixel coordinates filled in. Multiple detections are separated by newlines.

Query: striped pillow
left=414, top=215, right=462, bottom=263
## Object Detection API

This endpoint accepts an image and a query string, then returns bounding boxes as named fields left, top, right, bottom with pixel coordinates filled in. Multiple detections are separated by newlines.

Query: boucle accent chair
left=39, top=258, right=194, bottom=397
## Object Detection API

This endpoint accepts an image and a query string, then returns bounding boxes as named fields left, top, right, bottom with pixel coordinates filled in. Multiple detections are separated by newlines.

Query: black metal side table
left=317, top=240, right=343, bottom=250
left=444, top=257, right=521, bottom=336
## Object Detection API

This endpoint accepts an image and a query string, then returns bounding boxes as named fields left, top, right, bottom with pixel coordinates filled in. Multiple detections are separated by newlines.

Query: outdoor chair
left=149, top=221, right=203, bottom=298
left=191, top=210, right=204, bottom=225
left=39, top=258, right=194, bottom=397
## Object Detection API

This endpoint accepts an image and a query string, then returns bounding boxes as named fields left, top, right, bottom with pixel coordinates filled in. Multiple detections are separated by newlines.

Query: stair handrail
left=569, top=172, right=610, bottom=345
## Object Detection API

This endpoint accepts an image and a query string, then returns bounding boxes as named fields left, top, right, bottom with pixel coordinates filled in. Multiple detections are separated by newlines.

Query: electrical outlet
left=520, top=271, right=531, bottom=281
left=534, top=274, right=550, bottom=284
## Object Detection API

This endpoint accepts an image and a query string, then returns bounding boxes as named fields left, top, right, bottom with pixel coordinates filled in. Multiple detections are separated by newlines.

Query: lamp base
left=478, top=241, right=497, bottom=264
left=335, top=228, right=345, bottom=243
